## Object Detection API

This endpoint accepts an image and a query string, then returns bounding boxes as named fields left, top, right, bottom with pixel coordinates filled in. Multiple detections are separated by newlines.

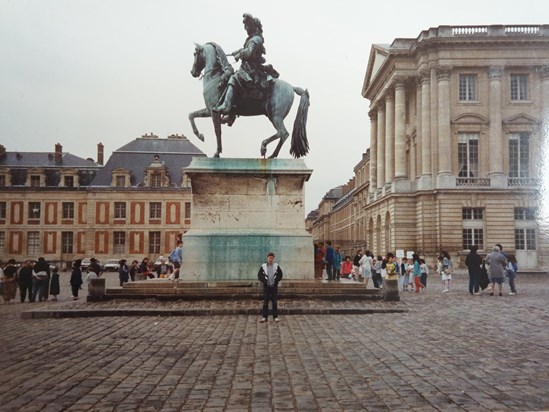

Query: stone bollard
left=383, top=275, right=400, bottom=301
left=88, top=278, right=106, bottom=301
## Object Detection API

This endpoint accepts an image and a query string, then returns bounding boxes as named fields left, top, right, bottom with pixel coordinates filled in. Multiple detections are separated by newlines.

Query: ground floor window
left=463, top=228, right=484, bottom=250
left=515, top=228, right=536, bottom=250
left=149, top=231, right=161, bottom=255
left=27, top=231, right=40, bottom=256
left=114, top=232, right=126, bottom=255
left=61, top=232, right=73, bottom=254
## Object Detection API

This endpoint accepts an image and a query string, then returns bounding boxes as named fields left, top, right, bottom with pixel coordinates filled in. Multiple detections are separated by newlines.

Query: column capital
left=436, top=66, right=452, bottom=81
left=368, top=109, right=377, bottom=120
left=418, top=69, right=430, bottom=84
left=488, top=65, right=505, bottom=80
left=540, top=65, right=549, bottom=79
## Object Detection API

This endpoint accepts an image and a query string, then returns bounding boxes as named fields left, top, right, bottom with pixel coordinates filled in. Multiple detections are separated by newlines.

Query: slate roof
left=0, top=152, right=100, bottom=169
left=90, top=135, right=206, bottom=187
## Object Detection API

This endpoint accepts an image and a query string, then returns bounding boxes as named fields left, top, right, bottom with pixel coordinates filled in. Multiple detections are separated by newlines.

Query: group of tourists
left=313, top=241, right=520, bottom=295
left=0, top=257, right=60, bottom=304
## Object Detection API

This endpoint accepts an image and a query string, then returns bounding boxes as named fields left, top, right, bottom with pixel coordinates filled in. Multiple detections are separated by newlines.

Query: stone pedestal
left=183, top=158, right=314, bottom=281
left=87, top=278, right=106, bottom=301
left=383, top=277, right=400, bottom=301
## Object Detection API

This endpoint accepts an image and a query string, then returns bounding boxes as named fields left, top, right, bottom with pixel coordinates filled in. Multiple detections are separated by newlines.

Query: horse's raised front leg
left=262, top=117, right=289, bottom=158
left=188, top=108, right=211, bottom=142
left=212, top=111, right=223, bottom=158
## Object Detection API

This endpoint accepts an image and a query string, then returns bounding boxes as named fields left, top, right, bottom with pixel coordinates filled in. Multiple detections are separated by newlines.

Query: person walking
left=506, top=254, right=519, bottom=295
left=129, top=260, right=139, bottom=282
left=314, top=242, right=325, bottom=280
left=324, top=241, right=335, bottom=281
left=169, top=240, right=184, bottom=279
left=359, top=250, right=373, bottom=288
left=17, top=260, right=34, bottom=303
left=486, top=245, right=507, bottom=296
left=411, top=254, right=425, bottom=293
left=70, top=259, right=83, bottom=300
left=439, top=250, right=453, bottom=292
left=465, top=245, right=483, bottom=295
left=258, top=252, right=283, bottom=322
left=118, top=259, right=129, bottom=286
left=333, top=245, right=342, bottom=281
left=420, top=258, right=429, bottom=289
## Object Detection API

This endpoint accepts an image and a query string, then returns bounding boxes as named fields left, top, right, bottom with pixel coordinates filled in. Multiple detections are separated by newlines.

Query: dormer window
left=0, top=175, right=5, bottom=187
left=111, top=168, right=131, bottom=188
left=30, top=175, right=41, bottom=187
left=150, top=172, right=163, bottom=187
left=64, top=176, right=74, bottom=187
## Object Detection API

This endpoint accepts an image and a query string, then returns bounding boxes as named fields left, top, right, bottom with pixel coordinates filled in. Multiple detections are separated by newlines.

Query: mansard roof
left=90, top=134, right=206, bottom=187
left=0, top=151, right=100, bottom=169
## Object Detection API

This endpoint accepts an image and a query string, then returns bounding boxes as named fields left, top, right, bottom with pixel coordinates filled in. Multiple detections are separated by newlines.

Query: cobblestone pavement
left=0, top=272, right=548, bottom=411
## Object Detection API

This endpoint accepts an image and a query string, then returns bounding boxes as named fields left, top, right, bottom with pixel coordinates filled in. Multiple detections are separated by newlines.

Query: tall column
left=436, top=66, right=452, bottom=176
left=394, top=80, right=407, bottom=179
left=376, top=104, right=386, bottom=189
left=369, top=109, right=378, bottom=192
left=430, top=67, right=438, bottom=178
left=420, top=70, right=432, bottom=177
left=385, top=92, right=395, bottom=184
left=488, top=66, right=504, bottom=175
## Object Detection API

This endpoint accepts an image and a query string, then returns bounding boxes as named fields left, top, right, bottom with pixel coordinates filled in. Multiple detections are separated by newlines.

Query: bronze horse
left=189, top=42, right=310, bottom=158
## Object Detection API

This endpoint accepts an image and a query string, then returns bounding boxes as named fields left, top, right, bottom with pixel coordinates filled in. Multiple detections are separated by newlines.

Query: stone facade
left=311, top=25, right=549, bottom=270
left=0, top=134, right=205, bottom=268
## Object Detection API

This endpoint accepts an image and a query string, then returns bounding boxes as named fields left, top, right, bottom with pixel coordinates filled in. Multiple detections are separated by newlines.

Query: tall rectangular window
left=510, top=74, right=528, bottom=100
left=514, top=207, right=536, bottom=220
left=0, top=202, right=6, bottom=219
left=0, top=231, right=5, bottom=254
left=509, top=133, right=529, bottom=178
left=61, top=232, right=74, bottom=254
left=29, top=202, right=41, bottom=219
left=458, top=133, right=479, bottom=177
left=114, top=232, right=126, bottom=254
left=149, top=231, right=161, bottom=254
left=114, top=202, right=126, bottom=219
left=149, top=202, right=162, bottom=219
left=462, top=208, right=484, bottom=250
left=185, top=202, right=191, bottom=219
left=27, top=231, right=40, bottom=256
left=459, top=74, right=477, bottom=101
left=62, top=202, right=74, bottom=219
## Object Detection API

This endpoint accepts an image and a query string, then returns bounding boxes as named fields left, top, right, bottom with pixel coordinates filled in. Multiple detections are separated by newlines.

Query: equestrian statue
left=189, top=13, right=310, bottom=158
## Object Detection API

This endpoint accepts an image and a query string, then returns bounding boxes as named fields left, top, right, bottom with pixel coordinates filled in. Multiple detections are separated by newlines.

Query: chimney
left=55, top=143, right=62, bottom=158
left=97, top=142, right=104, bottom=165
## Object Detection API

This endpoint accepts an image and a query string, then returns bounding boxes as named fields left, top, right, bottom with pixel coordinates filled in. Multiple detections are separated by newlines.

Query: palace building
left=310, top=25, right=549, bottom=270
left=0, top=134, right=205, bottom=268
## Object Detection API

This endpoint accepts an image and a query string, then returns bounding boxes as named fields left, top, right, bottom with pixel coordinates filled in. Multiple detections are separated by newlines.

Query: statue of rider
left=214, top=13, right=278, bottom=115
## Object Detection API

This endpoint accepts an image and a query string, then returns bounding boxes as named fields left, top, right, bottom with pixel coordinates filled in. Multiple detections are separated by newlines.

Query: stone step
left=101, top=280, right=383, bottom=301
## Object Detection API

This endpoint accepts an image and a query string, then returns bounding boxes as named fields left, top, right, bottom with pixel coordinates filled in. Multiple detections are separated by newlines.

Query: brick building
left=0, top=133, right=205, bottom=268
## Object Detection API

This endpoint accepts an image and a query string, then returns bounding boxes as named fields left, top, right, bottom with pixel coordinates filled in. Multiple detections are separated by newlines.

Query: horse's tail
left=290, top=87, right=310, bottom=158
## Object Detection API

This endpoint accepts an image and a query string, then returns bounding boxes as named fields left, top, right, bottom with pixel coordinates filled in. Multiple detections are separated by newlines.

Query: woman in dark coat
left=49, top=266, right=60, bottom=300
left=70, top=259, right=83, bottom=300
left=465, top=245, right=483, bottom=295
left=118, top=259, right=129, bottom=286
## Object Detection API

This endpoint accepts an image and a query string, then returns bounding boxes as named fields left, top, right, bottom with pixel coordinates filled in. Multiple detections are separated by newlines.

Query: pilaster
left=368, top=109, right=378, bottom=192
left=376, top=104, right=386, bottom=189
left=436, top=66, right=452, bottom=184
left=385, top=91, right=395, bottom=183
left=488, top=65, right=505, bottom=183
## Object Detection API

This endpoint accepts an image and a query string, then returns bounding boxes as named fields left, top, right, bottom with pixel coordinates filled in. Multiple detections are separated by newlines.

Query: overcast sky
left=1, top=0, right=548, bottom=213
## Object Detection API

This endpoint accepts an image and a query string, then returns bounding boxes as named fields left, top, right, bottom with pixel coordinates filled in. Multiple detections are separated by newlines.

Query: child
left=507, top=254, right=518, bottom=295
left=420, top=258, right=428, bottom=289
left=341, top=256, right=353, bottom=279
left=400, top=257, right=410, bottom=291
left=412, top=254, right=425, bottom=293
left=385, top=254, right=397, bottom=278
left=439, top=250, right=453, bottom=292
